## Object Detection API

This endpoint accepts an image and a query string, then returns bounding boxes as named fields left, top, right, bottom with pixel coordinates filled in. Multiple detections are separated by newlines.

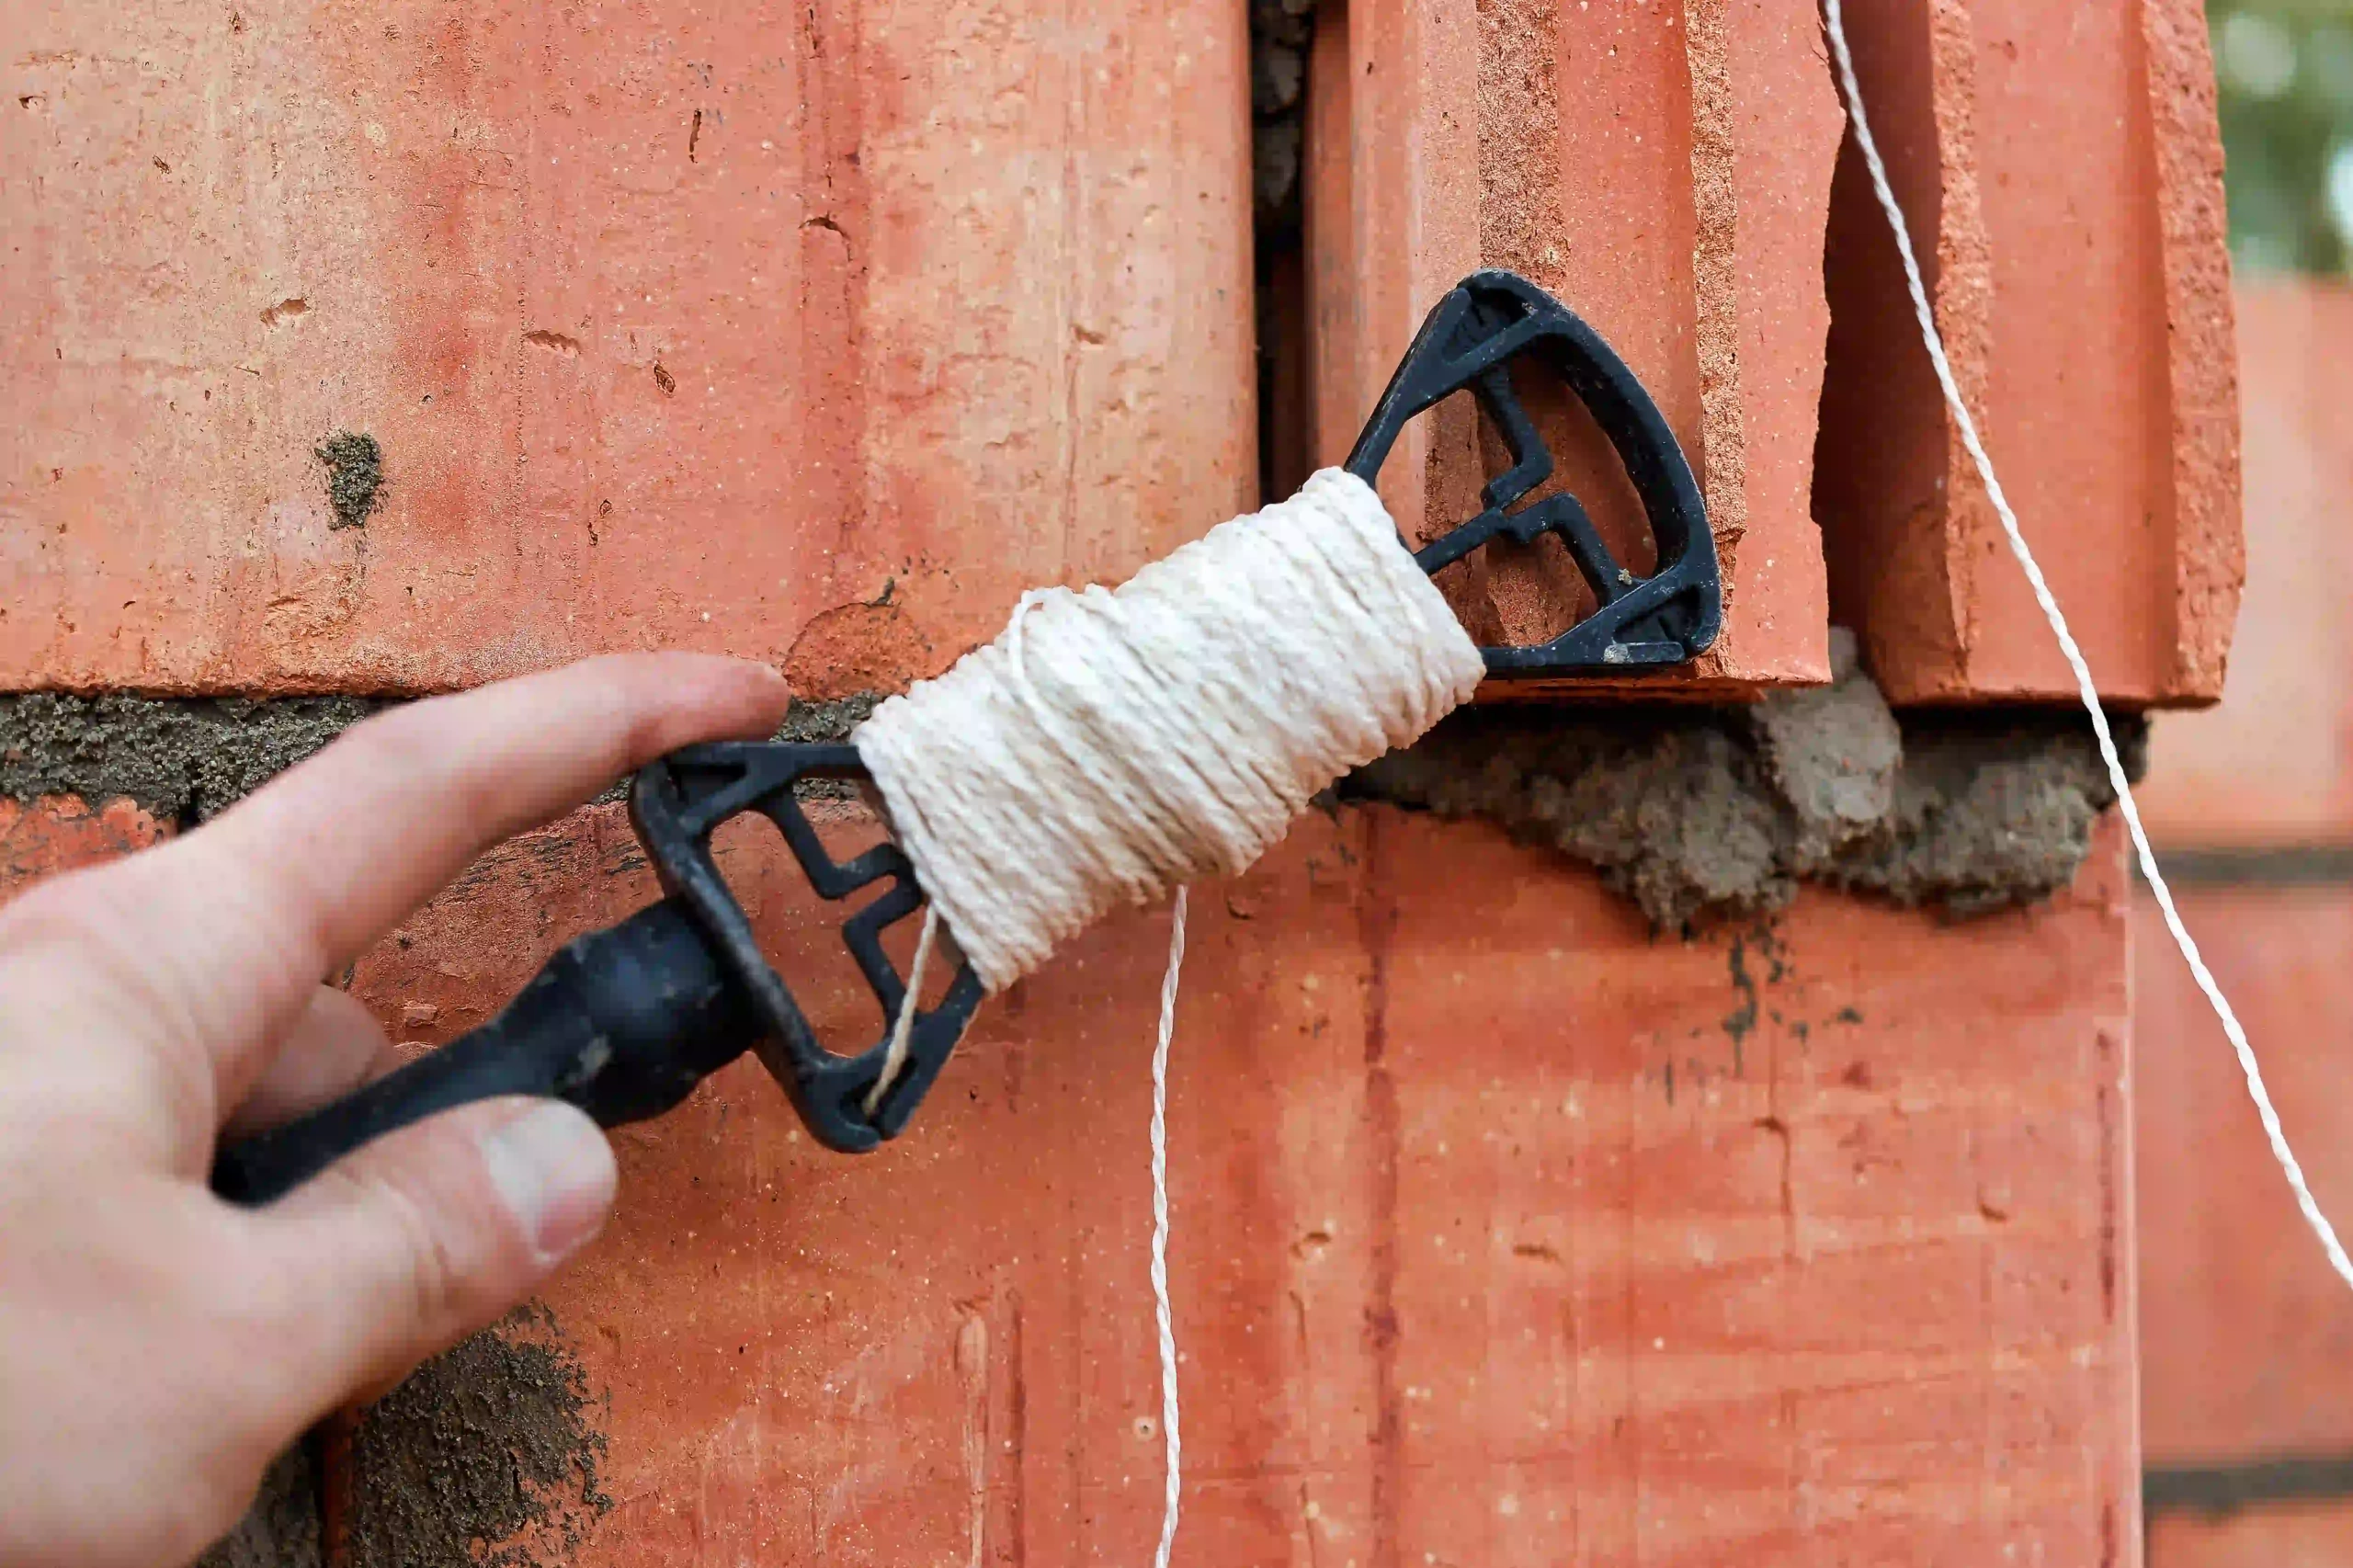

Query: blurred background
left=2133, top=4, right=2353, bottom=1563
left=2210, top=0, right=2353, bottom=272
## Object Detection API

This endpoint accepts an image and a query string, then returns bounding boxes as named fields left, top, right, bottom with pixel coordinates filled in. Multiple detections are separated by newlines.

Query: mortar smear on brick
left=0, top=694, right=892, bottom=823
left=1343, top=630, right=2148, bottom=928
left=0, top=695, right=383, bottom=824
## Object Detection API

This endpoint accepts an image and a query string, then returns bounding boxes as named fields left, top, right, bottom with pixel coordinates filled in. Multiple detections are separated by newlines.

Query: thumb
left=245, top=1097, right=618, bottom=1407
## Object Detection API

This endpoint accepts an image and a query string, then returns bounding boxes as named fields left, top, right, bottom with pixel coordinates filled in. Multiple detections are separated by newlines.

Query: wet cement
left=315, top=432, right=385, bottom=529
left=0, top=693, right=880, bottom=820
left=193, top=1443, right=322, bottom=1568
left=344, top=1303, right=611, bottom=1568
left=0, top=693, right=381, bottom=824
left=1345, top=631, right=2147, bottom=929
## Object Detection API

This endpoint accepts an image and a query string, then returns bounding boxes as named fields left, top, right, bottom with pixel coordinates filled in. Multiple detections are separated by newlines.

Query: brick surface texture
left=0, top=795, right=167, bottom=897
left=0, top=0, right=1254, bottom=698
left=2132, top=278, right=2353, bottom=1567
left=2136, top=278, right=2353, bottom=846
left=353, top=802, right=2138, bottom=1567
left=1813, top=0, right=2242, bottom=706
left=0, top=1, right=2203, bottom=1564
left=2149, top=1502, right=2353, bottom=1568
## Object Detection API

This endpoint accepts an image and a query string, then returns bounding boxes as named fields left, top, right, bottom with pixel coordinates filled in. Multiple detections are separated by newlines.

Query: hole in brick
left=1404, top=378, right=1659, bottom=652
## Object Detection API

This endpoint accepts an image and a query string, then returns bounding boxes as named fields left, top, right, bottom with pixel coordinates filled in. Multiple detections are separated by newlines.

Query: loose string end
left=1151, top=885, right=1188, bottom=1568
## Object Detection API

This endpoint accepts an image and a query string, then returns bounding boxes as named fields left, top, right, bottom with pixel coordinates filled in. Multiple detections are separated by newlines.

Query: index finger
left=79, top=653, right=790, bottom=1096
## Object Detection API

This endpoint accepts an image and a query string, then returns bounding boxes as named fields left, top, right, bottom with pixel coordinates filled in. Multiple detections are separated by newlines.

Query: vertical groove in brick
left=1923, top=0, right=1997, bottom=679
left=1303, top=0, right=1359, bottom=475
left=1474, top=0, right=1563, bottom=285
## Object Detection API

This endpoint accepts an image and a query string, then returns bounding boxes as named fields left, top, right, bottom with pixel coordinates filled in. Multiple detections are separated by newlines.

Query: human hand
left=0, top=653, right=790, bottom=1568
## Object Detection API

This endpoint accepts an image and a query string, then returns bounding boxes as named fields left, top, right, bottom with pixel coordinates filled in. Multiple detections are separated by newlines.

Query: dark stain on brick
left=2146, top=1449, right=2353, bottom=1520
left=1722, top=933, right=1759, bottom=1074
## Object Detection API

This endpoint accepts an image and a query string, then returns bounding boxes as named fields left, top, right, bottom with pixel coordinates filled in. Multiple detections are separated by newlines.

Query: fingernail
left=479, top=1102, right=618, bottom=1265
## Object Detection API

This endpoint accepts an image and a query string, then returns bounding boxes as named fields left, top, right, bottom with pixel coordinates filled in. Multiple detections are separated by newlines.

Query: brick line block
left=0, top=0, right=1253, bottom=696
left=1302, top=0, right=1842, bottom=697
left=1813, top=0, right=2242, bottom=706
left=342, top=803, right=2133, bottom=1565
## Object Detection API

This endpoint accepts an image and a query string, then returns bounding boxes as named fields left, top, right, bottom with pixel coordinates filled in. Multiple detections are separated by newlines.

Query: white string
left=854, top=470, right=1481, bottom=1568
left=864, top=903, right=941, bottom=1117
left=1148, top=885, right=1188, bottom=1568
left=1823, top=0, right=2353, bottom=1294
left=854, top=467, right=1483, bottom=995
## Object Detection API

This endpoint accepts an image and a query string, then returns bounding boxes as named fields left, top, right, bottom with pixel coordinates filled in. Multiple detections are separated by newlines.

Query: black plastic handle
left=209, top=898, right=758, bottom=1206
left=1344, top=268, right=1720, bottom=673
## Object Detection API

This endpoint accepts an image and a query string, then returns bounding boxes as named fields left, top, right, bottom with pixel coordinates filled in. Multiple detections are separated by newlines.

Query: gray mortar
left=775, top=693, right=883, bottom=799
left=0, top=694, right=382, bottom=824
left=776, top=692, right=881, bottom=744
left=346, top=1302, right=611, bottom=1568
left=0, top=691, right=879, bottom=818
left=315, top=431, right=385, bottom=529
left=585, top=692, right=884, bottom=804
left=1343, top=630, right=2147, bottom=930
left=193, top=1444, right=322, bottom=1568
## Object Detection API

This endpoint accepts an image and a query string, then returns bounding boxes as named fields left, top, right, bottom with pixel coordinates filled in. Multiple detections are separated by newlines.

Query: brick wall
left=0, top=3, right=2241, bottom=1565
left=2135, top=277, right=2353, bottom=1568
left=337, top=801, right=2138, bottom=1567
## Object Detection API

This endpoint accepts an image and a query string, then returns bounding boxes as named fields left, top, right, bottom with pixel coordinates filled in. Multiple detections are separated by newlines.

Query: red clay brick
left=0, top=794, right=167, bottom=900
left=2137, top=278, right=2353, bottom=846
left=1300, top=0, right=1840, bottom=696
left=2136, top=883, right=2353, bottom=1464
left=1814, top=0, right=2242, bottom=706
left=344, top=803, right=2133, bottom=1564
left=0, top=0, right=1253, bottom=697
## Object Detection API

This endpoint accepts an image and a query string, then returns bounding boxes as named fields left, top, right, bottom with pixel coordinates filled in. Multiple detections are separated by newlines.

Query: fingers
left=221, top=988, right=402, bottom=1141
left=94, top=654, right=790, bottom=1098
left=246, top=1097, right=617, bottom=1405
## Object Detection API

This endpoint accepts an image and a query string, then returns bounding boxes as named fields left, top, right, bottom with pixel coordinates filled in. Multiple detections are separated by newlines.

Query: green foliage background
left=2211, top=0, right=2353, bottom=273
